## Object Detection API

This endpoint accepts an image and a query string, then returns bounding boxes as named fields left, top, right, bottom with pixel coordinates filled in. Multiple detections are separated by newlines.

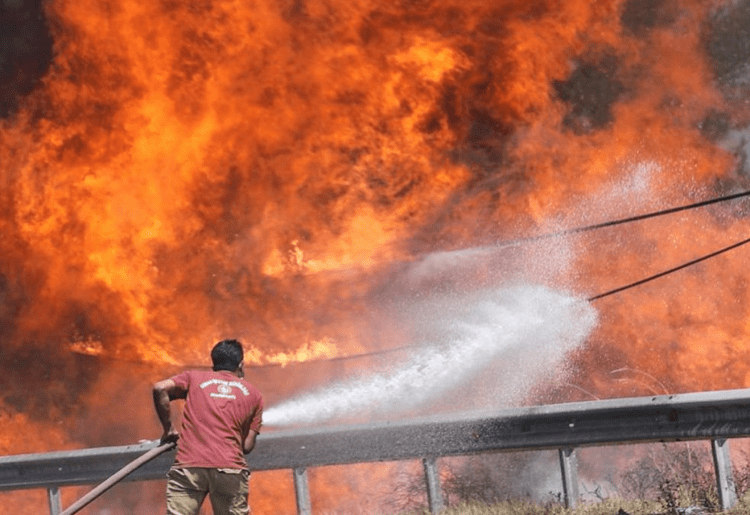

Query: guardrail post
left=48, top=486, right=62, bottom=515
left=293, top=467, right=312, bottom=515
left=422, top=457, right=444, bottom=514
left=711, top=438, right=738, bottom=510
left=558, top=447, right=578, bottom=509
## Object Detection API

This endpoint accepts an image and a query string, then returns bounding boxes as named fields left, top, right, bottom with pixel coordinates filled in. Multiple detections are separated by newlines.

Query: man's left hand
left=160, top=429, right=179, bottom=445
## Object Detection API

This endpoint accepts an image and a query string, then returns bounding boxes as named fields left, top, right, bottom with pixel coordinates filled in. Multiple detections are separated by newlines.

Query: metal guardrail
left=2, top=388, right=750, bottom=514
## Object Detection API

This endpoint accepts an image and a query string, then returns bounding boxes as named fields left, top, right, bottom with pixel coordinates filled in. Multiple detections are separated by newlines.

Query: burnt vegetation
left=619, top=444, right=719, bottom=513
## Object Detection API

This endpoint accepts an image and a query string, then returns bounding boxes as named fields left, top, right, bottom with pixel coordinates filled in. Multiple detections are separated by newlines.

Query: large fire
left=2, top=0, right=750, bottom=512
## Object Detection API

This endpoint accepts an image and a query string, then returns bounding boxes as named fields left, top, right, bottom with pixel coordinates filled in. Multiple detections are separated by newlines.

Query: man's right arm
left=152, top=379, right=186, bottom=444
left=243, top=429, right=259, bottom=454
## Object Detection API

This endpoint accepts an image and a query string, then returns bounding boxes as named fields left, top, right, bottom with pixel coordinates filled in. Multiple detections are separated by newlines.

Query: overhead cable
left=588, top=235, right=750, bottom=301
left=505, top=189, right=750, bottom=246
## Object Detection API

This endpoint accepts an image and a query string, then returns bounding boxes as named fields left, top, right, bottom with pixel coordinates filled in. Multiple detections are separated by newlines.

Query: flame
left=3, top=0, right=750, bottom=511
left=266, top=337, right=341, bottom=367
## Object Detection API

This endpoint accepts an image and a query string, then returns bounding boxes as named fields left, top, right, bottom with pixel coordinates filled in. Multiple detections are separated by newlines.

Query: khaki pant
left=166, top=467, right=250, bottom=515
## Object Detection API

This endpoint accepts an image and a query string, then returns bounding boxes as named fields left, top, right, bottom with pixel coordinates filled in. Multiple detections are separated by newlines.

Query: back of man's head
left=211, top=339, right=244, bottom=372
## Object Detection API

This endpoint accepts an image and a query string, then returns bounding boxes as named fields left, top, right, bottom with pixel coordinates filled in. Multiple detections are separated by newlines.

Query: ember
left=2, top=0, right=750, bottom=512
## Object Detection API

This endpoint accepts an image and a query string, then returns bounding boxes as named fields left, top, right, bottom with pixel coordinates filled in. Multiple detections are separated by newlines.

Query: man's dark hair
left=211, top=339, right=244, bottom=371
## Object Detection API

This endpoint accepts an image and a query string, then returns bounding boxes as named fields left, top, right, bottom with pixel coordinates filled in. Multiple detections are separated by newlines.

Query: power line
left=588, top=234, right=750, bottom=301
left=505, top=189, right=750, bottom=245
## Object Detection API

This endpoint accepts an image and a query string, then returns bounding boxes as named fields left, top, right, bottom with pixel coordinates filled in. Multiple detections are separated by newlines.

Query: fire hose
left=59, top=441, right=176, bottom=515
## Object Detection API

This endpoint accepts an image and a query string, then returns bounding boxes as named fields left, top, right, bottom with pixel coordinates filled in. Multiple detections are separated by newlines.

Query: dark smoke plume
left=0, top=0, right=54, bottom=117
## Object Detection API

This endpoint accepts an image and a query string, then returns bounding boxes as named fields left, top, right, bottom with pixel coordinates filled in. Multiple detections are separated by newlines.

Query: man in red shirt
left=153, top=339, right=264, bottom=515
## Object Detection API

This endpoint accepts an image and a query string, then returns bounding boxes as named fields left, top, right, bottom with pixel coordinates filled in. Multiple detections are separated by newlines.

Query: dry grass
left=390, top=498, right=652, bottom=515
left=383, top=444, right=750, bottom=515
left=391, top=495, right=750, bottom=514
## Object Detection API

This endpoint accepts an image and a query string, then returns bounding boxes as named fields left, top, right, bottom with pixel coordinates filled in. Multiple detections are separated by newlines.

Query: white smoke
left=264, top=284, right=597, bottom=426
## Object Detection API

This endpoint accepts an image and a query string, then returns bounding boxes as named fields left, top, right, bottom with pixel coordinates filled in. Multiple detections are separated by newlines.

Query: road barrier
left=2, top=388, right=750, bottom=514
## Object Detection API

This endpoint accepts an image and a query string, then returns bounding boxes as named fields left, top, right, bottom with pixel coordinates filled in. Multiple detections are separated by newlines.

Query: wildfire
left=2, top=0, right=750, bottom=512
left=265, top=337, right=342, bottom=367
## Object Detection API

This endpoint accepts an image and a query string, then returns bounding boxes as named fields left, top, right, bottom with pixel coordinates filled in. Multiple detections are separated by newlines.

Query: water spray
left=264, top=284, right=597, bottom=427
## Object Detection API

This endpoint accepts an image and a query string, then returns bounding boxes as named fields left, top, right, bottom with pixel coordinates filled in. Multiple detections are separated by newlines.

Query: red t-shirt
left=171, top=370, right=264, bottom=470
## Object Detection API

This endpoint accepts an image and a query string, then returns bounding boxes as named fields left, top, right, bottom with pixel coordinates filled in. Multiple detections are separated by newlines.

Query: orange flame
left=2, top=0, right=750, bottom=512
